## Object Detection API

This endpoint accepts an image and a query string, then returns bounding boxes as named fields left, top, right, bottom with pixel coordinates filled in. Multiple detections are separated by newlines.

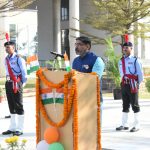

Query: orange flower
left=96, top=76, right=101, bottom=150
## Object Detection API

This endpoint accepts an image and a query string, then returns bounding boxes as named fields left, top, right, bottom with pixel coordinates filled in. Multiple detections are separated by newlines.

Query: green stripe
left=42, top=98, right=64, bottom=105
left=66, top=66, right=71, bottom=72
left=27, top=66, right=39, bottom=74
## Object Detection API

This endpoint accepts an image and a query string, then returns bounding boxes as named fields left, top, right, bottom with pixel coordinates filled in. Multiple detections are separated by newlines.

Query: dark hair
left=76, top=36, right=91, bottom=48
left=123, top=42, right=133, bottom=47
left=4, top=41, right=15, bottom=47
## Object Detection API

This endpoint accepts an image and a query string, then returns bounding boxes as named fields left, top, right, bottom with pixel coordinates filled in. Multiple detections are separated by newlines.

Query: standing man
left=116, top=41, right=143, bottom=132
left=2, top=41, right=27, bottom=136
left=72, top=36, right=105, bottom=123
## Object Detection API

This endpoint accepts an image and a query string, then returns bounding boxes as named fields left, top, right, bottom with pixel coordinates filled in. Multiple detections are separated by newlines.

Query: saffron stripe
left=40, top=88, right=64, bottom=94
left=27, top=55, right=38, bottom=63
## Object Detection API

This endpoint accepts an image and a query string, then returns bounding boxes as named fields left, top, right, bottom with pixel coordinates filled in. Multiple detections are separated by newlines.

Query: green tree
left=0, top=0, right=37, bottom=16
left=83, top=0, right=150, bottom=43
left=145, top=78, right=150, bottom=93
left=0, top=0, right=37, bottom=39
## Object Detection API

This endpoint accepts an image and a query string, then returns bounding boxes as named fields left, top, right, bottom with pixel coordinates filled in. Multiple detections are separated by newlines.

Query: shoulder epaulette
left=16, top=54, right=22, bottom=58
left=15, top=55, right=21, bottom=71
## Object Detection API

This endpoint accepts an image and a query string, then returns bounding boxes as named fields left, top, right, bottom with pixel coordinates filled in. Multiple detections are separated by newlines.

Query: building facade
left=37, top=0, right=150, bottom=68
left=0, top=10, right=37, bottom=77
left=37, top=0, right=106, bottom=66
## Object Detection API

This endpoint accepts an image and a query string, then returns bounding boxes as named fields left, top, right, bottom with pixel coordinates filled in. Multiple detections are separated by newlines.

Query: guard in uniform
left=2, top=41, right=27, bottom=136
left=116, top=41, right=143, bottom=132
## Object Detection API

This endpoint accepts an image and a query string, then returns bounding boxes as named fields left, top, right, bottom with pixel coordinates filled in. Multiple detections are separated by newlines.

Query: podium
left=36, top=68, right=101, bottom=150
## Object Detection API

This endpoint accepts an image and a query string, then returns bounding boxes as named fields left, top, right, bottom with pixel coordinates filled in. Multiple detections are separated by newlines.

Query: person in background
left=116, top=41, right=143, bottom=132
left=72, top=36, right=105, bottom=123
left=2, top=41, right=27, bottom=136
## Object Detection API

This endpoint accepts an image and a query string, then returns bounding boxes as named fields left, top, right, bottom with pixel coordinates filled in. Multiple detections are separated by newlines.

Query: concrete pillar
left=38, top=0, right=54, bottom=61
left=141, top=38, right=145, bottom=59
left=69, top=0, right=80, bottom=64
left=144, top=38, right=150, bottom=59
left=0, top=42, right=6, bottom=77
left=0, top=17, right=7, bottom=77
left=134, top=36, right=141, bottom=58
left=53, top=0, right=61, bottom=54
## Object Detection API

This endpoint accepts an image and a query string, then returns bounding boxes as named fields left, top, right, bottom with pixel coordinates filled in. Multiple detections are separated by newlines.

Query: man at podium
left=72, top=36, right=105, bottom=123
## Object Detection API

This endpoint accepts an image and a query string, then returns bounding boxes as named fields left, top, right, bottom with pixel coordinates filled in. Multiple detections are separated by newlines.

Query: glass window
left=61, top=0, right=69, bottom=21
left=9, top=24, right=17, bottom=43
left=61, top=29, right=70, bottom=58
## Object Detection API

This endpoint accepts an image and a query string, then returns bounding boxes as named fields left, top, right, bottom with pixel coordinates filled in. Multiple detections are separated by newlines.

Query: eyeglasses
left=75, top=42, right=85, bottom=46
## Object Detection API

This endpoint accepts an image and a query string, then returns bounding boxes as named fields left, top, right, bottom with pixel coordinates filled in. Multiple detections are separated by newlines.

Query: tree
left=83, top=0, right=150, bottom=43
left=0, top=0, right=37, bottom=40
left=0, top=0, right=37, bottom=16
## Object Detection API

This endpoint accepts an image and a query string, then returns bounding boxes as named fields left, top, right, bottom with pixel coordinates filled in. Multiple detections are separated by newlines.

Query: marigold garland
left=72, top=76, right=78, bottom=150
left=37, top=69, right=75, bottom=127
left=96, top=76, right=101, bottom=150
left=36, top=75, right=41, bottom=144
left=36, top=68, right=72, bottom=89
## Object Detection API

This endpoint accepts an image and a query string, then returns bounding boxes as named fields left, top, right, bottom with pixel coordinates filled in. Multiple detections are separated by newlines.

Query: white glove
left=22, top=83, right=26, bottom=88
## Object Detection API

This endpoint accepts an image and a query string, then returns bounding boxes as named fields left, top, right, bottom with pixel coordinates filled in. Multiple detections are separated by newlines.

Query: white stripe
left=41, top=93, right=64, bottom=99
left=27, top=64, right=30, bottom=70
left=30, top=60, right=39, bottom=67
left=65, top=61, right=70, bottom=67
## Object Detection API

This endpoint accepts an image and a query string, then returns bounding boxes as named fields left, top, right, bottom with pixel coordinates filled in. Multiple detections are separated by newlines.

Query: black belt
left=6, top=75, right=21, bottom=81
left=6, top=80, right=13, bottom=82
left=124, top=79, right=130, bottom=84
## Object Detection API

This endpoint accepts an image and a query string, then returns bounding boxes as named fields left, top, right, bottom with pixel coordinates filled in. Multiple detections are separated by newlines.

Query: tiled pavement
left=0, top=92, right=150, bottom=150
left=102, top=97, right=150, bottom=150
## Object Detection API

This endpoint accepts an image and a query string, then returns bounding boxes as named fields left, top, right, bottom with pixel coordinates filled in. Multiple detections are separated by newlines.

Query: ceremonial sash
left=6, top=58, right=21, bottom=93
left=121, top=57, right=138, bottom=93
left=122, top=57, right=126, bottom=74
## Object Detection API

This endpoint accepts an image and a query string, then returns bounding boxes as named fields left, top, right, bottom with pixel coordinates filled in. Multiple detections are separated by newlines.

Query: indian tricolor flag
left=26, top=55, right=39, bottom=75
left=40, top=88, right=64, bottom=105
left=64, top=52, right=71, bottom=72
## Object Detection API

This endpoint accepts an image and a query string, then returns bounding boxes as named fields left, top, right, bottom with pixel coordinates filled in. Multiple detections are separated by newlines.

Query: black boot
left=5, top=115, right=11, bottom=119
left=116, top=126, right=129, bottom=131
left=13, top=131, right=23, bottom=136
left=130, top=127, right=139, bottom=132
left=2, top=130, right=14, bottom=135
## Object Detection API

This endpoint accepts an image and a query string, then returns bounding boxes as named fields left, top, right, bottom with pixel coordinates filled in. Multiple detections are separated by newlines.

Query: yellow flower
left=11, top=136, right=19, bottom=142
left=5, top=138, right=11, bottom=143
left=5, top=136, right=19, bottom=144
left=3, top=136, right=27, bottom=149
left=22, top=139, right=27, bottom=143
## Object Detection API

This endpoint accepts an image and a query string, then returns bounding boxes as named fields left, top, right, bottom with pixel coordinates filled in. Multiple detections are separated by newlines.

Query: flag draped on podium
left=40, top=88, right=64, bottom=105
left=26, top=55, right=39, bottom=74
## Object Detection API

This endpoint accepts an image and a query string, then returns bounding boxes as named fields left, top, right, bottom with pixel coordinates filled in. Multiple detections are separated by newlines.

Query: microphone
left=50, top=51, right=64, bottom=58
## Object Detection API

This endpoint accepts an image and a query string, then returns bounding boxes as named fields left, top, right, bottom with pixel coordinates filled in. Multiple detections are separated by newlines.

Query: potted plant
left=145, top=78, right=150, bottom=93
left=0, top=87, right=4, bottom=103
left=105, top=37, right=122, bottom=100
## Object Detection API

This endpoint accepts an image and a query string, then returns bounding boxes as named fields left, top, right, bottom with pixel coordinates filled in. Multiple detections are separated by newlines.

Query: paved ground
left=0, top=92, right=150, bottom=150
left=102, top=97, right=150, bottom=150
left=0, top=95, right=36, bottom=150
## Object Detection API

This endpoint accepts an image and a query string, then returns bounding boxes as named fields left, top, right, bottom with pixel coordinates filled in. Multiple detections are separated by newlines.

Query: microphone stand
left=50, top=51, right=66, bottom=71
left=52, top=54, right=61, bottom=71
